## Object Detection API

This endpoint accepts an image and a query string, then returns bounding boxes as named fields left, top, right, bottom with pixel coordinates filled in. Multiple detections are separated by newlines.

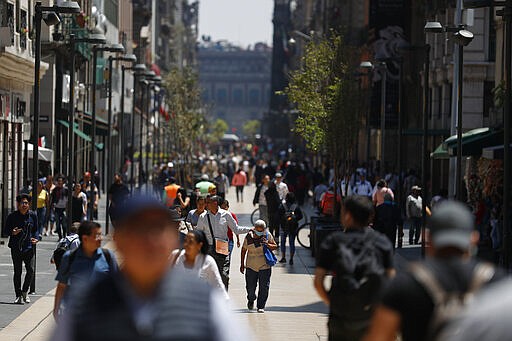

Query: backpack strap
left=63, top=248, right=79, bottom=277
left=102, top=248, right=114, bottom=270
left=468, top=262, right=495, bottom=293
left=409, top=263, right=447, bottom=306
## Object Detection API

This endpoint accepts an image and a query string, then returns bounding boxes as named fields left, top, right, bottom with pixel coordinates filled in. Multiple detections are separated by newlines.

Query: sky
left=198, top=0, right=274, bottom=48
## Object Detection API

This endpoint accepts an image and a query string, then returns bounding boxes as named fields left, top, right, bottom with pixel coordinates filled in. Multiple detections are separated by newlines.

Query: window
left=202, top=89, right=209, bottom=102
left=483, top=81, right=494, bottom=118
left=217, top=111, right=226, bottom=119
left=437, top=86, right=442, bottom=119
left=232, top=88, right=244, bottom=105
left=216, top=88, right=227, bottom=105
left=249, top=89, right=260, bottom=106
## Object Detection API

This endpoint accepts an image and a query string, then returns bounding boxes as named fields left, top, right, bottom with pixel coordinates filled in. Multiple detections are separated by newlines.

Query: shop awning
left=78, top=112, right=109, bottom=136
left=24, top=143, right=53, bottom=162
left=57, top=120, right=104, bottom=150
left=482, top=144, right=512, bottom=160
left=431, top=128, right=503, bottom=159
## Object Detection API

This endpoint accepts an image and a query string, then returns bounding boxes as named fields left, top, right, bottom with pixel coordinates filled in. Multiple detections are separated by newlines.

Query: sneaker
left=289, top=259, right=294, bottom=265
left=14, top=296, right=24, bottom=305
left=257, top=308, right=265, bottom=313
left=247, top=301, right=254, bottom=310
left=51, top=231, right=57, bottom=236
left=22, top=292, right=30, bottom=304
left=279, top=258, right=286, bottom=263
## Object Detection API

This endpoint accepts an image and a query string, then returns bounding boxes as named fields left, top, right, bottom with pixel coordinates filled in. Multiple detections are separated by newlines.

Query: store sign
left=39, top=115, right=49, bottom=122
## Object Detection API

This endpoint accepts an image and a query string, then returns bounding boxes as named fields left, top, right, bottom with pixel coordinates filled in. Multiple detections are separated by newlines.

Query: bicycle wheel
left=250, top=208, right=260, bottom=225
left=296, top=222, right=311, bottom=249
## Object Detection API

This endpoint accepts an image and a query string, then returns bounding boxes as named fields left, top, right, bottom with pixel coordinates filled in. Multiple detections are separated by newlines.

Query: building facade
left=198, top=41, right=272, bottom=134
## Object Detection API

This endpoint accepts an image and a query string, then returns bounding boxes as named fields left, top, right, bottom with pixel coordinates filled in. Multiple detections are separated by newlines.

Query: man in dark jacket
left=4, top=194, right=39, bottom=304
left=373, top=194, right=402, bottom=249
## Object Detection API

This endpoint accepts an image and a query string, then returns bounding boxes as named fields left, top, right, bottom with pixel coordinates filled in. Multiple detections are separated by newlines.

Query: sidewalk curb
left=0, top=288, right=55, bottom=340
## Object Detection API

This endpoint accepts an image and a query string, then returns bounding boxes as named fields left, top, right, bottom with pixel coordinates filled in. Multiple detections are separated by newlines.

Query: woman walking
left=172, top=230, right=228, bottom=300
left=240, top=220, right=278, bottom=313
left=231, top=169, right=247, bottom=203
left=278, top=192, right=303, bottom=265
left=265, top=182, right=281, bottom=244
left=35, top=181, right=49, bottom=238
left=71, top=183, right=87, bottom=223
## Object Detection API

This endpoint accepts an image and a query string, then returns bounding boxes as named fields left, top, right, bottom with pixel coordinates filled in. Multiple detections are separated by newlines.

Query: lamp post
left=31, top=0, right=80, bottom=294
left=119, top=55, right=138, bottom=173
left=145, top=76, right=161, bottom=194
left=360, top=61, right=387, bottom=168
left=138, top=71, right=156, bottom=193
left=66, top=33, right=106, bottom=231
left=32, top=1, right=80, bottom=212
left=425, top=22, right=474, bottom=200
left=130, top=64, right=147, bottom=194
left=89, top=43, right=124, bottom=221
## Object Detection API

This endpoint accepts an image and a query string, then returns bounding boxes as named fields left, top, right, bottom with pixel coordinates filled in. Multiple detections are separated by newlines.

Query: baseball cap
left=167, top=162, right=174, bottom=168
left=428, top=201, right=474, bottom=250
left=275, top=172, right=283, bottom=178
left=412, top=185, right=422, bottom=191
left=111, top=195, right=183, bottom=226
left=201, top=174, right=209, bottom=181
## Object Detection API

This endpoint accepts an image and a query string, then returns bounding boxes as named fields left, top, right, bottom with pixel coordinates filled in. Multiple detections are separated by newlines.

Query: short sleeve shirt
left=243, top=232, right=276, bottom=272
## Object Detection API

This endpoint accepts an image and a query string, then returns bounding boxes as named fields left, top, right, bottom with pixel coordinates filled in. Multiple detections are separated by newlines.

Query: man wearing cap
left=197, top=195, right=253, bottom=290
left=53, top=196, right=247, bottom=341
left=406, top=186, right=423, bottom=245
left=274, top=172, right=289, bottom=202
left=364, top=201, right=502, bottom=341
left=196, top=174, right=214, bottom=196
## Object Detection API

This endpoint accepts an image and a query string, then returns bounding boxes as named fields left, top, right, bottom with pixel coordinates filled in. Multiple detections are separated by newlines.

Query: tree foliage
left=210, top=118, right=229, bottom=143
left=242, top=120, right=261, bottom=138
left=284, top=33, right=365, bottom=164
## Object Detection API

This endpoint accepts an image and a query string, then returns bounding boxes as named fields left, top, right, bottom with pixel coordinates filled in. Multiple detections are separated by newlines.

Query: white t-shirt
left=173, top=250, right=229, bottom=300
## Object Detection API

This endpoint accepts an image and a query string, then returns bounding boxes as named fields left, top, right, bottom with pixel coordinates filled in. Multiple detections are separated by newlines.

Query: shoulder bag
left=206, top=214, right=229, bottom=256
left=263, top=232, right=277, bottom=266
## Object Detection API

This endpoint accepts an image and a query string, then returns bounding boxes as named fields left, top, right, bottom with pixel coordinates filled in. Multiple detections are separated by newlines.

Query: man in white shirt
left=353, top=174, right=373, bottom=198
left=196, top=196, right=252, bottom=290
left=406, top=186, right=423, bottom=245
left=274, top=172, right=289, bottom=202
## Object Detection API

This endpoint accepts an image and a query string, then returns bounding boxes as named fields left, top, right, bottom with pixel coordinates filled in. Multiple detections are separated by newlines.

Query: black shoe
left=279, top=258, right=286, bottom=263
left=247, top=301, right=254, bottom=310
left=289, top=259, right=294, bottom=265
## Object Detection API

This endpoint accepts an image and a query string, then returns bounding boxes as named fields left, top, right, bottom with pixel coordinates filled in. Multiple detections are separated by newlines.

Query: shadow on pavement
left=267, top=301, right=328, bottom=314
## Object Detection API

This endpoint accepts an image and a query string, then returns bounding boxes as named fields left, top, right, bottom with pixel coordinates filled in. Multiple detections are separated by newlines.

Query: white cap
left=168, top=162, right=174, bottom=168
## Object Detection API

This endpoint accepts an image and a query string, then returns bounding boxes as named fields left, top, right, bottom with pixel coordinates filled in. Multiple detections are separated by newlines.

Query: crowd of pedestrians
left=4, top=153, right=512, bottom=341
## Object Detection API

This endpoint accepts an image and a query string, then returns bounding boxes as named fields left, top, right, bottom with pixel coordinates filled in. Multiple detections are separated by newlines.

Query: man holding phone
left=4, top=194, right=39, bottom=304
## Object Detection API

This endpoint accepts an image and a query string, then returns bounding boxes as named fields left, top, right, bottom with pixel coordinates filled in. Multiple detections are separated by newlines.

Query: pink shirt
left=372, top=187, right=394, bottom=206
left=231, top=172, right=247, bottom=186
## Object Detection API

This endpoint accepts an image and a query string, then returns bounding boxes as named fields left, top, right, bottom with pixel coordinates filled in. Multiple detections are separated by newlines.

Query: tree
left=242, top=120, right=261, bottom=138
left=284, top=33, right=366, bottom=210
left=210, top=118, right=228, bottom=143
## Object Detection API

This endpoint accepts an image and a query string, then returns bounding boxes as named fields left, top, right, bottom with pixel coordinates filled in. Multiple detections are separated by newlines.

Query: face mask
left=254, top=230, right=265, bottom=237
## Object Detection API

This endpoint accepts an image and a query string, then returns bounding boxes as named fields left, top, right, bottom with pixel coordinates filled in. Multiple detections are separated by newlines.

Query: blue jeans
left=245, top=267, right=271, bottom=309
left=280, top=230, right=296, bottom=257
left=36, top=207, right=46, bottom=237
left=409, top=217, right=422, bottom=244
left=54, top=208, right=67, bottom=239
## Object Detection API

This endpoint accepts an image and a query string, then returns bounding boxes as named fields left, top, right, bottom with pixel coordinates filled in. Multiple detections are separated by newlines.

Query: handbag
left=263, top=232, right=277, bottom=267
left=206, top=214, right=230, bottom=256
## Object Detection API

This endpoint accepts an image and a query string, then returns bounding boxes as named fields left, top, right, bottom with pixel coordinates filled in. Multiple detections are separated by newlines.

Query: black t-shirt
left=317, top=228, right=394, bottom=323
left=108, top=183, right=130, bottom=205
left=381, top=258, right=504, bottom=341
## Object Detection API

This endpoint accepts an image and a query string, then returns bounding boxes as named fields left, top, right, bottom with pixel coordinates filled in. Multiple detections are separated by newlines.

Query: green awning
left=57, top=120, right=104, bottom=150
left=431, top=128, right=503, bottom=159
left=79, top=112, right=109, bottom=136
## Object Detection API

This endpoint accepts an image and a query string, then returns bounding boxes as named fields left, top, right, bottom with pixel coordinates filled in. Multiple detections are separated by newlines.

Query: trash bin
left=312, top=222, right=342, bottom=258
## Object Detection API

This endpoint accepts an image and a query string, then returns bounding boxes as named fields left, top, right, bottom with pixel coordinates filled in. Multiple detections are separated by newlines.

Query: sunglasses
left=20, top=201, right=30, bottom=205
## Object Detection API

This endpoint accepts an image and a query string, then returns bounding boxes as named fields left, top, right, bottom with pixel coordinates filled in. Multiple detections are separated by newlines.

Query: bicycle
left=295, top=222, right=311, bottom=249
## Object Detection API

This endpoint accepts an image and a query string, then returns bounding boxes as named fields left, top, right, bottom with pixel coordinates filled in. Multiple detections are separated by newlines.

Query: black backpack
left=283, top=203, right=299, bottom=231
left=52, top=236, right=79, bottom=270
left=409, top=262, right=495, bottom=341
left=330, top=230, right=387, bottom=324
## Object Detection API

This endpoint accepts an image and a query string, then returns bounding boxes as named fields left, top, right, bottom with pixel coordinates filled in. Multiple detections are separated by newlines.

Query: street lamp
left=425, top=22, right=474, bottom=200
left=89, top=43, right=124, bottom=221
left=66, top=33, right=106, bottom=230
left=360, top=61, right=388, bottom=170
left=463, top=0, right=512, bottom=270
left=117, top=55, right=137, bottom=172
left=32, top=1, right=81, bottom=212
left=130, top=64, right=147, bottom=194
left=31, top=0, right=80, bottom=295
left=139, top=70, right=156, bottom=193
left=145, top=76, right=162, bottom=194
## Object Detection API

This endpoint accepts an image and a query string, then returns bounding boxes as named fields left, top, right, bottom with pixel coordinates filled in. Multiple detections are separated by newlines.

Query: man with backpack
left=53, top=221, right=117, bottom=320
left=51, top=222, right=80, bottom=269
left=364, top=201, right=503, bottom=341
left=314, top=195, right=395, bottom=341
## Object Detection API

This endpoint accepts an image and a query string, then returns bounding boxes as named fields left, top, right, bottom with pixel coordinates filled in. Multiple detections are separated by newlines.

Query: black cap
left=428, top=201, right=474, bottom=250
